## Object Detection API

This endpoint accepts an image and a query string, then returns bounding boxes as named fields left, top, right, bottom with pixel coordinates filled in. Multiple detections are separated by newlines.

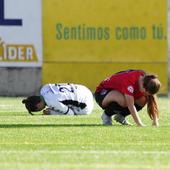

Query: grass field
left=0, top=97, right=170, bottom=170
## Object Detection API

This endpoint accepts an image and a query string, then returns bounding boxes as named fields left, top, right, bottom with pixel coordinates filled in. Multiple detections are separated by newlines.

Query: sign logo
left=127, top=86, right=134, bottom=93
left=0, top=37, right=38, bottom=62
left=0, top=0, right=22, bottom=26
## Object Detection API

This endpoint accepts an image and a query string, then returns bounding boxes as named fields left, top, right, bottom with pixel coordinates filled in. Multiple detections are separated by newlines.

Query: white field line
left=0, top=142, right=169, bottom=146
left=0, top=104, right=24, bottom=112
left=0, top=150, right=169, bottom=155
left=0, top=163, right=168, bottom=170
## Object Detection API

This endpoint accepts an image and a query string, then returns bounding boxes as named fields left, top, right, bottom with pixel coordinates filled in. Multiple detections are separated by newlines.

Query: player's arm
left=125, top=94, right=145, bottom=127
left=152, top=114, right=159, bottom=126
left=42, top=108, right=66, bottom=115
left=43, top=101, right=75, bottom=115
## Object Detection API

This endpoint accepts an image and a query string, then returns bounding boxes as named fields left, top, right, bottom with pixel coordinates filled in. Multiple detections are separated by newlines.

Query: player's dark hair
left=22, top=96, right=41, bottom=115
left=143, top=74, right=161, bottom=120
left=143, top=75, right=161, bottom=95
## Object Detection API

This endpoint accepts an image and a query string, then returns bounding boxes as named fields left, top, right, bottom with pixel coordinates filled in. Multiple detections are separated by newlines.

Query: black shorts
left=94, top=89, right=112, bottom=108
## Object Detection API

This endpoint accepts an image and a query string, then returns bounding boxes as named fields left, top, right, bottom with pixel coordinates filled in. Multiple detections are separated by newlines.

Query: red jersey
left=96, top=70, right=146, bottom=99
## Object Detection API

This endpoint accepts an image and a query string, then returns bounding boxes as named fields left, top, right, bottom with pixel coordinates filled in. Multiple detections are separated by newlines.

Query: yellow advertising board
left=43, top=0, right=167, bottom=94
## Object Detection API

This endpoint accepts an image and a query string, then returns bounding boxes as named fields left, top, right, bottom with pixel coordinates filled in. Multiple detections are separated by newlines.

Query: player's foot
left=101, top=112, right=112, bottom=125
left=114, top=113, right=132, bottom=125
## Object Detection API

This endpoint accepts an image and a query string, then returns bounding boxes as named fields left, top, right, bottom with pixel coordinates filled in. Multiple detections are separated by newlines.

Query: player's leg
left=82, top=87, right=94, bottom=115
left=95, top=90, right=127, bottom=125
left=118, top=95, right=147, bottom=117
left=76, top=85, right=94, bottom=115
left=98, top=90, right=145, bottom=125
left=101, top=90, right=126, bottom=108
left=113, top=96, right=147, bottom=125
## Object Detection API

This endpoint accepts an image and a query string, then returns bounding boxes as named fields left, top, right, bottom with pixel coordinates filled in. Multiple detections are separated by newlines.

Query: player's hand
left=43, top=108, right=50, bottom=115
left=152, top=121, right=159, bottom=127
left=137, top=123, right=146, bottom=127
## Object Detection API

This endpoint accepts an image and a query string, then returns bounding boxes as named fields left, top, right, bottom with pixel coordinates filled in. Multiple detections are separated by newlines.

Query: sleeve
left=119, top=71, right=142, bottom=96
left=120, top=80, right=135, bottom=96
left=42, top=89, right=76, bottom=115
left=48, top=108, right=75, bottom=115
left=49, top=100, right=75, bottom=115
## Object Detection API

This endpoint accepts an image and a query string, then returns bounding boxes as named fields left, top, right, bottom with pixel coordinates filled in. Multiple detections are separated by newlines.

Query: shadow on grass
left=0, top=124, right=121, bottom=128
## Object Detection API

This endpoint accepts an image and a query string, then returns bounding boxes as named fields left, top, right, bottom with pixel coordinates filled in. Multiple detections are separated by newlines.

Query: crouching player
left=22, top=83, right=94, bottom=115
left=94, top=69, right=161, bottom=127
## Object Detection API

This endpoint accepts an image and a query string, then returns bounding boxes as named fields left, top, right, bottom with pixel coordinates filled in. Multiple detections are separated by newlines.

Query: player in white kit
left=22, top=83, right=94, bottom=115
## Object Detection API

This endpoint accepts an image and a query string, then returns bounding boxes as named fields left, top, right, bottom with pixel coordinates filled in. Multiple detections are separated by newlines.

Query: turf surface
left=0, top=97, right=169, bottom=170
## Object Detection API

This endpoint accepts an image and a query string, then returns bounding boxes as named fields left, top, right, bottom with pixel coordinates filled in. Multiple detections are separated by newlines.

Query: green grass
left=0, top=97, right=170, bottom=170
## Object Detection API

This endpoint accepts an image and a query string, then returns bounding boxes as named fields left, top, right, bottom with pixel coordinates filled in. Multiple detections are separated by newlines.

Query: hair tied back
left=22, top=99, right=27, bottom=104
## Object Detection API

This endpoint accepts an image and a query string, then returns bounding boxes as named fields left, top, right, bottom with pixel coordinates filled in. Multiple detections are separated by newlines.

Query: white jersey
left=40, top=83, right=94, bottom=115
